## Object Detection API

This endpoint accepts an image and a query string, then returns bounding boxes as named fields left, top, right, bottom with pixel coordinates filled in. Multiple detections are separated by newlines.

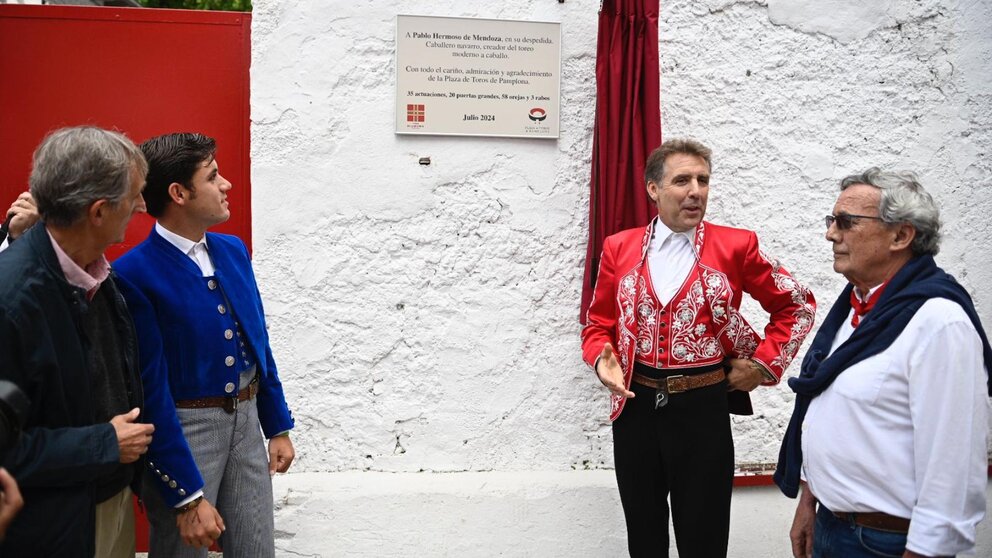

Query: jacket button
left=178, top=489, right=186, bottom=497
left=162, top=474, right=169, bottom=482
left=207, top=279, right=217, bottom=290
left=660, top=322, right=667, bottom=328
left=218, top=304, right=226, bottom=314
left=225, top=356, right=235, bottom=367
left=225, top=329, right=234, bottom=340
left=225, top=382, right=236, bottom=393
left=169, top=481, right=178, bottom=488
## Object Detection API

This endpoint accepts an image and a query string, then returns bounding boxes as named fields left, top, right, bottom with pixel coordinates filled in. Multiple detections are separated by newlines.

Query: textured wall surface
left=251, top=0, right=991, bottom=554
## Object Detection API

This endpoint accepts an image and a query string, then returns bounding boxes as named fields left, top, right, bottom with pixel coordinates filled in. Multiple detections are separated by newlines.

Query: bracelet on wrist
left=174, top=495, right=203, bottom=515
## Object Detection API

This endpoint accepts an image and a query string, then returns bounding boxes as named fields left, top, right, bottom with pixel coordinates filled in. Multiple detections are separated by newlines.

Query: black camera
left=0, top=380, right=29, bottom=464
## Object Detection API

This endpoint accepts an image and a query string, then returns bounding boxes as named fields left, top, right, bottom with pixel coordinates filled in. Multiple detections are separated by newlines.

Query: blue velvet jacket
left=115, top=228, right=294, bottom=506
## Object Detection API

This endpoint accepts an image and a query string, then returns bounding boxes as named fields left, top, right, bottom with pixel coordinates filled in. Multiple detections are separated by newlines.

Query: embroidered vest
left=633, top=260, right=726, bottom=369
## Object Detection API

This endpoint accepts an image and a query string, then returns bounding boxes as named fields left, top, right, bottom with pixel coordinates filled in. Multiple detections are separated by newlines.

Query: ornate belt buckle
left=666, top=375, right=686, bottom=394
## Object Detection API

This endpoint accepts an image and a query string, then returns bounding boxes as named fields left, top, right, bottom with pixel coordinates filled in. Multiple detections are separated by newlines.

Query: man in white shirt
left=776, top=168, right=991, bottom=558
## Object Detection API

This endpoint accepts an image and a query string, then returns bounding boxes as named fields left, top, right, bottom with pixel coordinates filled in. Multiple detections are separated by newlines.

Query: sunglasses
left=824, top=213, right=886, bottom=230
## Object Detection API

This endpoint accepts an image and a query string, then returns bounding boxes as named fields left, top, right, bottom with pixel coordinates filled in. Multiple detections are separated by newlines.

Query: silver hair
left=29, top=126, right=147, bottom=228
left=839, top=167, right=942, bottom=256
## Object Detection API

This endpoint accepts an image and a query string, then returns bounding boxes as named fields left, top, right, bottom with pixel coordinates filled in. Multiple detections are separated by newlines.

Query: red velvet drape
left=580, top=0, right=662, bottom=323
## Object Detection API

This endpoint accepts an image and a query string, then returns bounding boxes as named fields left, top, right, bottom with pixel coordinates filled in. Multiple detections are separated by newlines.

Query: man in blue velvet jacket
left=115, top=133, right=294, bottom=557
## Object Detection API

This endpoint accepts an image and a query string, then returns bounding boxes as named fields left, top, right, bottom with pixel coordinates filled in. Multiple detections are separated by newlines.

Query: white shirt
left=646, top=218, right=696, bottom=304
left=155, top=222, right=215, bottom=276
left=802, top=298, right=990, bottom=556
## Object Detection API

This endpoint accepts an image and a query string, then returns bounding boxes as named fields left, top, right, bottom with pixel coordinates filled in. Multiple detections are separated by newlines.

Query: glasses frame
left=824, top=213, right=886, bottom=230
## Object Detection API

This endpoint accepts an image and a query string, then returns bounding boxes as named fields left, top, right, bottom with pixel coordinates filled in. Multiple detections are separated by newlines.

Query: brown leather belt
left=175, top=381, right=258, bottom=414
left=632, top=369, right=725, bottom=393
left=832, top=511, right=910, bottom=534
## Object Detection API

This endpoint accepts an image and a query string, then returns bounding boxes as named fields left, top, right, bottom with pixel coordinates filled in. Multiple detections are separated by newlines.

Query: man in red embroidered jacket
left=582, top=138, right=816, bottom=557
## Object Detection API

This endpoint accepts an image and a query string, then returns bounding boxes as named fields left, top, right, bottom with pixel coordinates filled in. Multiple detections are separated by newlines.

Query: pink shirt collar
left=47, top=228, right=110, bottom=299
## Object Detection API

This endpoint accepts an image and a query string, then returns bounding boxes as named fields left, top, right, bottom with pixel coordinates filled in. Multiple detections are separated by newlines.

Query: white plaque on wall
left=395, top=14, right=561, bottom=139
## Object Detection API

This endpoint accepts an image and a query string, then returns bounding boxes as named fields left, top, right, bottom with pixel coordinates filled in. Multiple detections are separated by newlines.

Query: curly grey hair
left=839, top=167, right=941, bottom=256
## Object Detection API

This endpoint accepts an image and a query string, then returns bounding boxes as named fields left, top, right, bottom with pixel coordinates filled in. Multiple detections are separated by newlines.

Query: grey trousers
left=143, top=394, right=274, bottom=558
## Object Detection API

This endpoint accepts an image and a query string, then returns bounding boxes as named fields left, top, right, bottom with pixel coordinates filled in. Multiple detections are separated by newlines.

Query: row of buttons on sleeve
left=148, top=460, right=187, bottom=497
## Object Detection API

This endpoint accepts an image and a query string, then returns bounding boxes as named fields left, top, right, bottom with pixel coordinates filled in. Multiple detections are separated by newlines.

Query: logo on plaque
left=407, top=104, right=426, bottom=123
left=528, top=107, right=547, bottom=122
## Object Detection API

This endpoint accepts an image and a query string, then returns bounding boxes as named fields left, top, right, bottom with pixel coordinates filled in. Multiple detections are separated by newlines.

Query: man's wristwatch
left=174, top=495, right=203, bottom=515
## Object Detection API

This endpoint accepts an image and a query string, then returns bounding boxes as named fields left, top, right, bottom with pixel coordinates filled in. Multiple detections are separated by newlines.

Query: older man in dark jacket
left=0, top=126, right=154, bottom=557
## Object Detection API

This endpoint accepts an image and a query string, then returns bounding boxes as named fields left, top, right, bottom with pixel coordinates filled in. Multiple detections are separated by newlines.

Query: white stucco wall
left=250, top=0, right=992, bottom=555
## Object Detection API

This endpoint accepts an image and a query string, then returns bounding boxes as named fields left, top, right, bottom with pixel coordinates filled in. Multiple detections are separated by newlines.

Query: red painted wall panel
left=0, top=6, right=251, bottom=551
left=0, top=5, right=252, bottom=258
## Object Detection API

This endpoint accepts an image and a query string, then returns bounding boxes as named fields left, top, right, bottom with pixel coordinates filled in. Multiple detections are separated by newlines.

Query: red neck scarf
left=849, top=283, right=887, bottom=328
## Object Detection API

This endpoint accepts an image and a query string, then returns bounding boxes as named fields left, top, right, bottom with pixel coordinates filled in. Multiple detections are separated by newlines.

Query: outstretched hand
left=595, top=343, right=634, bottom=399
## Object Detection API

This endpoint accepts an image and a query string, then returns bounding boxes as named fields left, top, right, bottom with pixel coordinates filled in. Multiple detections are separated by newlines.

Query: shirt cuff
left=173, top=489, right=204, bottom=509
left=270, top=430, right=292, bottom=438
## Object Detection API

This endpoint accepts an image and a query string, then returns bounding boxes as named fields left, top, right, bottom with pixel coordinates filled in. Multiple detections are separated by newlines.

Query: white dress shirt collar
left=852, top=282, right=884, bottom=304
left=155, top=222, right=214, bottom=277
left=650, top=217, right=696, bottom=254
left=829, top=283, right=888, bottom=352
left=645, top=217, right=698, bottom=305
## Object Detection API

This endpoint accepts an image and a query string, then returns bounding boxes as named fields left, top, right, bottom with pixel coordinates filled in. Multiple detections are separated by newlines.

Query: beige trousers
left=94, top=486, right=136, bottom=558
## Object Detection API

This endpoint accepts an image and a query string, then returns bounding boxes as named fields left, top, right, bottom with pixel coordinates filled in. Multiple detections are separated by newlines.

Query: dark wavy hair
left=140, top=133, right=217, bottom=218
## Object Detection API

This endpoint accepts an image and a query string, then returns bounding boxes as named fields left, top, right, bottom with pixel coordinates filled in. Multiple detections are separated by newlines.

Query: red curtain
left=580, top=0, right=661, bottom=323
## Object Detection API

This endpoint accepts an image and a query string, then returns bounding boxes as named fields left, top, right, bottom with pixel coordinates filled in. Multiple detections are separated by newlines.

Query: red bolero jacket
left=582, top=219, right=816, bottom=420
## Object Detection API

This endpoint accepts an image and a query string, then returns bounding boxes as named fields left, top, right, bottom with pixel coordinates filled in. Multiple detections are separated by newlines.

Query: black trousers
left=612, top=365, right=734, bottom=558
